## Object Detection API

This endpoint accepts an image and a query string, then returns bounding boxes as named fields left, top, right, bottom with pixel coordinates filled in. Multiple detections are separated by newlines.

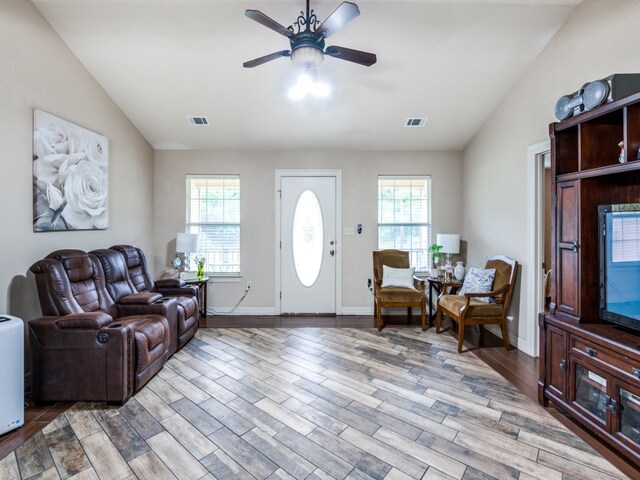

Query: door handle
left=329, top=250, right=335, bottom=257
left=571, top=240, right=579, bottom=252
left=604, top=396, right=617, bottom=414
left=330, top=241, right=335, bottom=245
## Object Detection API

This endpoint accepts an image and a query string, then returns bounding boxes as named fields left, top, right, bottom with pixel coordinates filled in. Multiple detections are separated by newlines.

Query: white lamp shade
left=176, top=233, right=199, bottom=253
left=436, top=233, right=460, bottom=254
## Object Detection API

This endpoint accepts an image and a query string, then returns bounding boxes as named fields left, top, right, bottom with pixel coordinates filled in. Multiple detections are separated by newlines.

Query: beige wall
left=0, top=0, right=154, bottom=324
left=154, top=150, right=462, bottom=313
left=462, top=0, right=640, bottom=352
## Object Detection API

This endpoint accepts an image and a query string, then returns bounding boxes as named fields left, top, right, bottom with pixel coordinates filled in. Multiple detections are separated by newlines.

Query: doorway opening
left=526, top=140, right=551, bottom=357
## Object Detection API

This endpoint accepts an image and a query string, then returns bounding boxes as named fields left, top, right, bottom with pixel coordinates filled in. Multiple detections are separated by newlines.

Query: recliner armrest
left=155, top=285, right=198, bottom=297
left=55, top=312, right=114, bottom=330
left=118, top=292, right=163, bottom=305
left=155, top=278, right=186, bottom=288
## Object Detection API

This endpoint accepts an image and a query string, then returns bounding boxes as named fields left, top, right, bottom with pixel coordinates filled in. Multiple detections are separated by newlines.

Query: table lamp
left=176, top=233, right=200, bottom=274
left=436, top=233, right=460, bottom=280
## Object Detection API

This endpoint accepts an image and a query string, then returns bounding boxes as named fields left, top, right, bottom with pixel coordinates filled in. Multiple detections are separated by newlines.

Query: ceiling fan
left=243, top=0, right=377, bottom=70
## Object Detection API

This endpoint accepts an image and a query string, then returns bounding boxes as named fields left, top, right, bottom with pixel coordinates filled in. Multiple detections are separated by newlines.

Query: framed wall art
left=32, top=109, right=108, bottom=231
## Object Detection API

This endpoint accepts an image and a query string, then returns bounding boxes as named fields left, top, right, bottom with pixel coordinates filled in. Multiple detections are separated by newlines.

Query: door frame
left=525, top=139, right=550, bottom=357
left=274, top=169, right=343, bottom=315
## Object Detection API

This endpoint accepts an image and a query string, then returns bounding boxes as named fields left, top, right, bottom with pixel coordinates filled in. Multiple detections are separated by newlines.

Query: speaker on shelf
left=554, top=73, right=640, bottom=121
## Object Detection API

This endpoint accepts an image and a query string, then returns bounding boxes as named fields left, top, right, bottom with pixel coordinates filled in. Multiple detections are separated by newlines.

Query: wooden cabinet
left=555, top=181, right=580, bottom=319
left=541, top=317, right=640, bottom=465
left=540, top=91, right=640, bottom=469
left=544, top=323, right=568, bottom=402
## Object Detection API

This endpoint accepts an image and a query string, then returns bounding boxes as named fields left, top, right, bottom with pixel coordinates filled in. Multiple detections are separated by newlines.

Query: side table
left=426, top=277, right=462, bottom=327
left=184, top=276, right=209, bottom=318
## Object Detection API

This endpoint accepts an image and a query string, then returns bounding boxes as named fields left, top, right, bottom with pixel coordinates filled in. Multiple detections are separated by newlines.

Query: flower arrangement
left=33, top=110, right=109, bottom=231
left=428, top=243, right=444, bottom=267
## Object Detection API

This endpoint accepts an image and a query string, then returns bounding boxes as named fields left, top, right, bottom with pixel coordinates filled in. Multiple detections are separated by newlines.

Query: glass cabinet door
left=574, top=363, right=609, bottom=424
left=620, top=387, right=640, bottom=444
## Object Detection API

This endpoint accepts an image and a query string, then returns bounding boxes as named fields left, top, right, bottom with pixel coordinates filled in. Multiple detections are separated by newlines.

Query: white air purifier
left=0, top=315, right=24, bottom=435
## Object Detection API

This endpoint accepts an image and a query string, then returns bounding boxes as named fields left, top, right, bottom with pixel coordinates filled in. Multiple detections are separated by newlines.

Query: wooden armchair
left=436, top=255, right=518, bottom=353
left=373, top=250, right=426, bottom=331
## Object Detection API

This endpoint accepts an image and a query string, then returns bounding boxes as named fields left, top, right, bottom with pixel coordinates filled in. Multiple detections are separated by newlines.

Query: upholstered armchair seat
left=438, top=296, right=504, bottom=318
left=378, top=287, right=423, bottom=303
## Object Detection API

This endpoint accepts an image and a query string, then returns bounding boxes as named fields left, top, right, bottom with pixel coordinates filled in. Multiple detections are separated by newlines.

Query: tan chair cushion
left=439, top=295, right=503, bottom=318
left=379, top=287, right=422, bottom=303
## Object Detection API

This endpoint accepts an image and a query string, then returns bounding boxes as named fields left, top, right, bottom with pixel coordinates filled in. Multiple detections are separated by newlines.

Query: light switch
left=344, top=226, right=355, bottom=236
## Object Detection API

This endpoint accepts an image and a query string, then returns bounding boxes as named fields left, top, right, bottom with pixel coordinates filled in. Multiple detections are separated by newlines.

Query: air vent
left=187, top=116, right=209, bottom=126
left=405, top=117, right=427, bottom=128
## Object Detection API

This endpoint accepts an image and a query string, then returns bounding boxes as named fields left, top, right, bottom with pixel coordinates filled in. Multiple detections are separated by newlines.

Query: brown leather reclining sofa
left=29, top=247, right=199, bottom=403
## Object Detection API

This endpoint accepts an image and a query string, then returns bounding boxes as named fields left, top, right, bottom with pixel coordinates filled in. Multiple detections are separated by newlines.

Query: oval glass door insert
left=292, top=189, right=324, bottom=287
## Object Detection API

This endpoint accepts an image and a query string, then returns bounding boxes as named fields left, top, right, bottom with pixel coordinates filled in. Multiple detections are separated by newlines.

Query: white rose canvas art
left=33, top=110, right=109, bottom=231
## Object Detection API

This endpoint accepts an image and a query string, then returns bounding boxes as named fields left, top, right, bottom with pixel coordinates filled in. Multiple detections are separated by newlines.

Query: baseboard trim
left=206, top=307, right=277, bottom=316
left=207, top=307, right=377, bottom=316
left=206, top=306, right=431, bottom=319
left=341, top=307, right=374, bottom=315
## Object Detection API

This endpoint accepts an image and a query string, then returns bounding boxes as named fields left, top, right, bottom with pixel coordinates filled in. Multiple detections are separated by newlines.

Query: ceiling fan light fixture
left=288, top=83, right=308, bottom=101
left=288, top=74, right=331, bottom=101
left=310, top=81, right=330, bottom=97
left=290, top=46, right=324, bottom=69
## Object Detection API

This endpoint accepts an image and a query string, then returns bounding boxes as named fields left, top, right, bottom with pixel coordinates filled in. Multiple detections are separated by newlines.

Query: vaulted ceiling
left=33, top=0, right=582, bottom=151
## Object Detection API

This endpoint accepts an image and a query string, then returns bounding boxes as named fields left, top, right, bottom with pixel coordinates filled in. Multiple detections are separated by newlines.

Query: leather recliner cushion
left=112, top=245, right=154, bottom=293
left=118, top=314, right=169, bottom=371
left=177, top=300, right=198, bottom=334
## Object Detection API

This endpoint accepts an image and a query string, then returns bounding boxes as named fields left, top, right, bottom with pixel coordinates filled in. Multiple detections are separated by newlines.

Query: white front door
left=280, top=176, right=336, bottom=314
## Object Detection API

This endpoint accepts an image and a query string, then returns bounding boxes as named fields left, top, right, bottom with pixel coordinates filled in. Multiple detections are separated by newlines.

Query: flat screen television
left=599, top=203, right=640, bottom=332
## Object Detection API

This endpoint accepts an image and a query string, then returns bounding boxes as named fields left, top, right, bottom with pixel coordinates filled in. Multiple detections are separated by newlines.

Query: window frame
left=185, top=174, right=241, bottom=277
left=377, top=175, right=432, bottom=272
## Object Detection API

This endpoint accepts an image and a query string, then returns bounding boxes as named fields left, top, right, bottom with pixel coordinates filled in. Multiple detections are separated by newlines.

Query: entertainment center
left=539, top=90, right=640, bottom=469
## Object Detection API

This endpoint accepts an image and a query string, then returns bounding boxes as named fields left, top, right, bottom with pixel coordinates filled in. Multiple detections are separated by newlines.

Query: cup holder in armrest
left=154, top=297, right=172, bottom=303
left=108, top=323, right=123, bottom=328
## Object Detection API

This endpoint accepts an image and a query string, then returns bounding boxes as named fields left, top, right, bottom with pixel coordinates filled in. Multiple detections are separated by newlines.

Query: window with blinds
left=377, top=176, right=431, bottom=271
left=186, top=175, right=240, bottom=274
left=612, top=212, right=640, bottom=263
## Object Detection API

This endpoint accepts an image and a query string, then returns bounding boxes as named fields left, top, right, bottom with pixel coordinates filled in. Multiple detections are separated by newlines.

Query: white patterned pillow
left=381, top=265, right=416, bottom=290
left=457, top=267, right=496, bottom=303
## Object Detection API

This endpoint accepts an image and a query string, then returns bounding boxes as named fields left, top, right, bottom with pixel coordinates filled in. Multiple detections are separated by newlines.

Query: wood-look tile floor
left=0, top=327, right=632, bottom=480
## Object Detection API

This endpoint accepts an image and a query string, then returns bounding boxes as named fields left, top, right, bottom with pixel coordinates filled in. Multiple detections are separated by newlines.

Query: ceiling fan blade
left=243, top=50, right=291, bottom=68
left=317, top=2, right=360, bottom=38
left=325, top=46, right=377, bottom=66
left=245, top=10, right=293, bottom=38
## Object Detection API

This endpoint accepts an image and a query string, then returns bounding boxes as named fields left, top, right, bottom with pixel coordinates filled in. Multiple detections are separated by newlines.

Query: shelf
left=556, top=159, right=640, bottom=182
left=580, top=110, right=624, bottom=170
